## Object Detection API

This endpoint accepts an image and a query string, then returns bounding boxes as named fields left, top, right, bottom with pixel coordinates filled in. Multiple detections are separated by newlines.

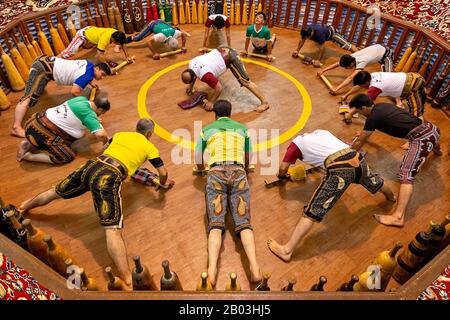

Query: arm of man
left=267, top=39, right=273, bottom=55
left=121, top=44, right=131, bottom=60
left=94, top=128, right=109, bottom=145
left=70, top=84, right=84, bottom=96
left=318, top=62, right=339, bottom=76
left=204, top=81, right=223, bottom=110
left=278, top=161, right=291, bottom=179
left=226, top=27, right=231, bottom=47
left=332, top=69, right=361, bottom=94
left=341, top=85, right=361, bottom=101
left=244, top=37, right=250, bottom=54
left=181, top=31, right=188, bottom=51
left=293, top=38, right=305, bottom=56
left=352, top=130, right=373, bottom=151
left=202, top=27, right=210, bottom=49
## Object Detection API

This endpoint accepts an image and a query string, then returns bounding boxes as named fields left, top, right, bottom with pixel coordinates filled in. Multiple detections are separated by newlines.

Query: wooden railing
left=1, top=232, right=449, bottom=299
left=0, top=0, right=449, bottom=102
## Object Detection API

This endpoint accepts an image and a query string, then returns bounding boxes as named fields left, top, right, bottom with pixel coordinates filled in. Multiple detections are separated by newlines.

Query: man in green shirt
left=17, top=96, right=110, bottom=164
left=194, top=100, right=262, bottom=287
left=125, top=19, right=190, bottom=60
left=241, top=12, right=276, bottom=62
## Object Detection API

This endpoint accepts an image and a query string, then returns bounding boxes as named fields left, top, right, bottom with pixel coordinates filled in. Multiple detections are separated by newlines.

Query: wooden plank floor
left=0, top=25, right=449, bottom=292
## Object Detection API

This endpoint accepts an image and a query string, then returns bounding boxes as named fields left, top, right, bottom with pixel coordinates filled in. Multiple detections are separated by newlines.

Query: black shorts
left=304, top=149, right=384, bottom=222
left=55, top=155, right=128, bottom=228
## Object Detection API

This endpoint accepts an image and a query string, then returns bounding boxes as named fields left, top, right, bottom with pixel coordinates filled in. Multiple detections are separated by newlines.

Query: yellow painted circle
left=137, top=58, right=312, bottom=151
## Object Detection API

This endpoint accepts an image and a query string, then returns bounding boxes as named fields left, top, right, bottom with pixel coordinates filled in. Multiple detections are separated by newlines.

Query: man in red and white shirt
left=181, top=47, right=270, bottom=112
left=343, top=71, right=426, bottom=120
left=267, top=130, right=395, bottom=262
left=201, top=14, right=231, bottom=52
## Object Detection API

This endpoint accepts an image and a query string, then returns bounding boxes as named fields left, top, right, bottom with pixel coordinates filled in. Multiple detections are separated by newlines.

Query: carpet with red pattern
left=353, top=0, right=449, bottom=40
left=0, top=252, right=61, bottom=300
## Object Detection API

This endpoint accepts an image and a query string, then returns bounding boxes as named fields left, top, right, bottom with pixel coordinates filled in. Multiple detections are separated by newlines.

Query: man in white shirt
left=342, top=71, right=426, bottom=121
left=181, top=47, right=270, bottom=112
left=11, top=56, right=111, bottom=138
left=17, top=96, right=110, bottom=165
left=267, top=130, right=396, bottom=262
left=318, top=44, right=393, bottom=94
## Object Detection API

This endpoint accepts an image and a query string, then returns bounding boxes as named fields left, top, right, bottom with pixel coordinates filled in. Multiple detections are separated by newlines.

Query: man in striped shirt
left=194, top=100, right=262, bottom=287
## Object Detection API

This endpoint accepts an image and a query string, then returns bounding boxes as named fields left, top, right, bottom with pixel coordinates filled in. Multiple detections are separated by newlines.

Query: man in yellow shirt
left=59, top=26, right=129, bottom=63
left=194, top=100, right=262, bottom=287
left=19, top=119, right=174, bottom=287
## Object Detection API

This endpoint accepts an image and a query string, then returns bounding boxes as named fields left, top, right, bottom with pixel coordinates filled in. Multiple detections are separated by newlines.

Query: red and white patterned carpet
left=0, top=0, right=75, bottom=30
left=353, top=0, right=449, bottom=41
left=0, top=252, right=61, bottom=300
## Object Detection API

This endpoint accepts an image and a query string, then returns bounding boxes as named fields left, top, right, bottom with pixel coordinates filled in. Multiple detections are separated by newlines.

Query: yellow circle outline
left=137, top=58, right=312, bottom=151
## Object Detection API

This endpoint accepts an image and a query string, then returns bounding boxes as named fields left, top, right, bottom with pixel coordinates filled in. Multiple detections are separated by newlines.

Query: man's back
left=199, top=117, right=250, bottom=167
left=103, top=132, right=160, bottom=176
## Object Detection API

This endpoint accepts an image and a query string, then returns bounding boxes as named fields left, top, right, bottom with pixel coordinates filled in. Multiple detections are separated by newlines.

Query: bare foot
left=18, top=199, right=33, bottom=216
left=267, top=238, right=292, bottom=262
left=207, top=266, right=217, bottom=287
left=11, top=128, right=25, bottom=138
left=255, top=103, right=270, bottom=113
left=373, top=214, right=404, bottom=227
left=250, top=265, right=262, bottom=283
left=17, top=140, right=32, bottom=161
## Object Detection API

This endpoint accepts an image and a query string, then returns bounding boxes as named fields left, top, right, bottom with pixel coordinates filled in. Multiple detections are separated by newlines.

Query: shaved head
left=181, top=69, right=196, bottom=84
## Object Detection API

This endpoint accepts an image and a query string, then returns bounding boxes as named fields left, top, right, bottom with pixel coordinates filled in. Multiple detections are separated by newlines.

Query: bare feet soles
left=373, top=214, right=404, bottom=227
left=255, top=103, right=270, bottom=113
left=267, top=238, right=292, bottom=262
left=11, top=128, right=25, bottom=138
left=17, top=140, right=32, bottom=161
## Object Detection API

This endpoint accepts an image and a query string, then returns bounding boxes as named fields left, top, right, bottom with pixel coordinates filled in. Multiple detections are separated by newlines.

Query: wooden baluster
left=426, top=49, right=445, bottom=86
left=393, top=29, right=410, bottom=62
left=386, top=25, right=399, bottom=49
left=267, top=0, right=274, bottom=28
left=340, top=8, right=352, bottom=37
left=375, top=21, right=388, bottom=44
left=348, top=10, right=360, bottom=44
left=412, top=39, right=429, bottom=73
left=418, top=45, right=437, bottom=77
left=312, top=0, right=321, bottom=24
left=275, top=0, right=283, bottom=26
left=293, top=0, right=302, bottom=29
left=427, top=63, right=449, bottom=102
left=302, top=0, right=312, bottom=27
left=356, top=14, right=369, bottom=47
left=332, top=2, right=343, bottom=29
left=322, top=1, right=331, bottom=25
left=364, top=28, right=376, bottom=46
left=284, top=0, right=293, bottom=27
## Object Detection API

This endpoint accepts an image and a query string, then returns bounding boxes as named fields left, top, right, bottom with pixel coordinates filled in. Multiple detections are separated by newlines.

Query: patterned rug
left=417, top=264, right=450, bottom=300
left=0, top=0, right=76, bottom=30
left=353, top=0, right=450, bottom=41
left=0, top=252, right=61, bottom=300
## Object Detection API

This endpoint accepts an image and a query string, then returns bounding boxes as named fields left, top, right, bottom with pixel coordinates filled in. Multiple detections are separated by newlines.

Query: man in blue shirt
left=292, top=24, right=357, bottom=63
left=11, top=56, right=111, bottom=138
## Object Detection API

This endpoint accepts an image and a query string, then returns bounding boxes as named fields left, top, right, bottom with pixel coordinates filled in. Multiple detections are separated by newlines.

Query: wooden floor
left=0, top=25, right=449, bottom=292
